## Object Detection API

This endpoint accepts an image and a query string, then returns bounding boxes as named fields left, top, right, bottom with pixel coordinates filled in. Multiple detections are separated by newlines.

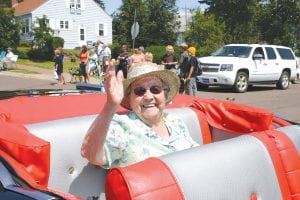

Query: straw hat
left=121, top=62, right=180, bottom=110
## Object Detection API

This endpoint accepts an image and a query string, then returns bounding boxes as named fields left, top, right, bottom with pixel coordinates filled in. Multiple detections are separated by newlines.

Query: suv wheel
left=276, top=71, right=290, bottom=89
left=233, top=72, right=248, bottom=93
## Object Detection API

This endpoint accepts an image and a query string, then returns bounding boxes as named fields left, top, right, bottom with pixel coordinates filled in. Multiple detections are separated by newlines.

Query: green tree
left=201, top=0, right=261, bottom=44
left=112, top=0, right=179, bottom=48
left=258, top=0, right=300, bottom=52
left=185, top=10, right=224, bottom=56
left=112, top=0, right=148, bottom=47
left=0, top=4, right=22, bottom=50
left=93, top=0, right=105, bottom=10
left=143, top=0, right=179, bottom=46
left=29, top=15, right=54, bottom=60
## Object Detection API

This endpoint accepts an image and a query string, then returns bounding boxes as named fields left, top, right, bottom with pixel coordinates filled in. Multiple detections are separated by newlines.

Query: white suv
left=197, top=44, right=298, bottom=92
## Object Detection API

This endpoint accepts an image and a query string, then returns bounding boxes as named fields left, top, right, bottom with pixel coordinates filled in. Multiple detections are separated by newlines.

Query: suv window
left=265, top=47, right=277, bottom=60
left=253, top=47, right=265, bottom=59
left=276, top=48, right=295, bottom=60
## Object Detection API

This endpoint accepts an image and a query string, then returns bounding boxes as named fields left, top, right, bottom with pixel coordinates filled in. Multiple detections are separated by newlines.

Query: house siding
left=28, top=0, right=112, bottom=49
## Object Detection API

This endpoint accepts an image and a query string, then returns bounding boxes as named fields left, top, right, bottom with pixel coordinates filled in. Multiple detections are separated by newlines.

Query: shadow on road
left=198, top=85, right=283, bottom=93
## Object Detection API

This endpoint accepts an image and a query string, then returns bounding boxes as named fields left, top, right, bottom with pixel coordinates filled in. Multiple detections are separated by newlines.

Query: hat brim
left=121, top=70, right=180, bottom=110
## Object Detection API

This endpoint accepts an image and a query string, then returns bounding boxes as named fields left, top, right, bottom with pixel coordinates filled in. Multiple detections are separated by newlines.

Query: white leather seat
left=26, top=107, right=204, bottom=199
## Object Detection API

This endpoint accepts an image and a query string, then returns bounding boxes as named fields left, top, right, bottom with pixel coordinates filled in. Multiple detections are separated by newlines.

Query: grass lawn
left=17, top=58, right=79, bottom=72
left=9, top=68, right=40, bottom=74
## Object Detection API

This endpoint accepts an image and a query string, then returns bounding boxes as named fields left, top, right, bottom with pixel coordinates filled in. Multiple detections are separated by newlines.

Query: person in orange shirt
left=79, top=45, right=90, bottom=83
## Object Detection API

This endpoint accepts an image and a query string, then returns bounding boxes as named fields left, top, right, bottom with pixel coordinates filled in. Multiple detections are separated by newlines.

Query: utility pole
left=131, top=9, right=139, bottom=49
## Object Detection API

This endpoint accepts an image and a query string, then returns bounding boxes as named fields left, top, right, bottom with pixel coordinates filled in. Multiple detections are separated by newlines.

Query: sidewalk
left=0, top=64, right=100, bottom=84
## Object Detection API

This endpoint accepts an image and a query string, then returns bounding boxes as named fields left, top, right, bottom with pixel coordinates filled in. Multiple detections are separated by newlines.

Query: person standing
left=144, top=52, right=154, bottom=62
left=96, top=40, right=104, bottom=73
left=130, top=48, right=145, bottom=67
left=116, top=45, right=130, bottom=78
left=54, top=47, right=66, bottom=85
left=178, top=43, right=189, bottom=93
left=161, top=45, right=178, bottom=71
left=138, top=46, right=145, bottom=59
left=185, top=47, right=198, bottom=96
left=100, top=44, right=111, bottom=74
left=79, top=45, right=90, bottom=83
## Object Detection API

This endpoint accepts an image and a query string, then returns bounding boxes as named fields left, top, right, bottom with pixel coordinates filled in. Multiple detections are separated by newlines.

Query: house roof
left=13, top=0, right=47, bottom=16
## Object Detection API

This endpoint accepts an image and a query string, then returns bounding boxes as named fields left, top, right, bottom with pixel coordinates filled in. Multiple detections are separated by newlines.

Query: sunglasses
left=133, top=85, right=164, bottom=96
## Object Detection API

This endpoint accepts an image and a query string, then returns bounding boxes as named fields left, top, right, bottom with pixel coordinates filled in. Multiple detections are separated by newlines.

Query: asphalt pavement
left=0, top=64, right=100, bottom=90
left=0, top=64, right=299, bottom=122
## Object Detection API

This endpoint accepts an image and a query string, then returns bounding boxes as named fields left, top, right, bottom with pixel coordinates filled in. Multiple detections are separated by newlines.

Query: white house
left=13, top=0, right=112, bottom=49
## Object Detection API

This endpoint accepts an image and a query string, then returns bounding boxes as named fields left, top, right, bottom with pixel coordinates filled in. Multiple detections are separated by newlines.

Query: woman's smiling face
left=129, top=76, right=167, bottom=125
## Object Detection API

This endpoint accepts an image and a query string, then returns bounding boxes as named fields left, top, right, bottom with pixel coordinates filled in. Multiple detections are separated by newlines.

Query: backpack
left=193, top=57, right=202, bottom=76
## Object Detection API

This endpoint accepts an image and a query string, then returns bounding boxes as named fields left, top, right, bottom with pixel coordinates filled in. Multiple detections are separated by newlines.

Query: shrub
left=19, top=40, right=31, bottom=47
left=16, top=47, right=30, bottom=59
left=52, top=37, right=64, bottom=49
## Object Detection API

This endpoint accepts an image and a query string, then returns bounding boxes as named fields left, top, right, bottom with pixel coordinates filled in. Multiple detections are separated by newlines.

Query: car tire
left=233, top=72, right=248, bottom=93
left=276, top=71, right=290, bottom=89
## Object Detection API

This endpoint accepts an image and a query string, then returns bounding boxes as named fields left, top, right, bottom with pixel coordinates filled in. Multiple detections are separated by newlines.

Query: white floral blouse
left=102, top=112, right=199, bottom=168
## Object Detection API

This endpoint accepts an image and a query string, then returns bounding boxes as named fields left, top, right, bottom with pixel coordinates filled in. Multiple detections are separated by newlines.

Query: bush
left=52, top=37, right=64, bottom=49
left=28, top=38, right=54, bottom=61
left=16, top=47, right=30, bottom=59
left=109, top=42, right=121, bottom=59
left=19, top=40, right=31, bottom=47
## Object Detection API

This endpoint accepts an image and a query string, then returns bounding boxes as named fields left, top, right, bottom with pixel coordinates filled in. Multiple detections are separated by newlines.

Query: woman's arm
left=81, top=60, right=124, bottom=166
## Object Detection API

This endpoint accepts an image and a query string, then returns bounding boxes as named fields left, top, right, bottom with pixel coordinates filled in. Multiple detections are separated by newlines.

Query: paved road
left=197, top=84, right=300, bottom=123
left=0, top=69, right=299, bottom=122
left=0, top=72, right=78, bottom=90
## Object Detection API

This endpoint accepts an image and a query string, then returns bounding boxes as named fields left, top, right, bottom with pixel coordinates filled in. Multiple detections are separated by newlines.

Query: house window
left=70, top=0, right=75, bottom=8
left=22, top=18, right=30, bottom=34
left=65, top=21, right=69, bottom=29
left=70, top=0, right=81, bottom=14
left=60, top=20, right=69, bottom=30
left=80, top=28, right=85, bottom=41
left=76, top=0, right=81, bottom=9
left=98, top=24, right=104, bottom=36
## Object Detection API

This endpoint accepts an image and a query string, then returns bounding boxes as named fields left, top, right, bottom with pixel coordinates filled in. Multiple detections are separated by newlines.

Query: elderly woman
left=81, top=61, right=198, bottom=168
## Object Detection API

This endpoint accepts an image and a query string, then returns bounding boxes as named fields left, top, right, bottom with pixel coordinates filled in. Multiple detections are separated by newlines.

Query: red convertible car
left=0, top=88, right=299, bottom=200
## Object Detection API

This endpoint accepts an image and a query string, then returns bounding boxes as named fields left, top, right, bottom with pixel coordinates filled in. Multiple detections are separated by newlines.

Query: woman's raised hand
left=104, top=59, right=124, bottom=107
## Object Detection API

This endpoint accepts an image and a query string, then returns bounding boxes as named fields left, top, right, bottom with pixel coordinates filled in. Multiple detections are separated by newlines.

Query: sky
left=103, top=0, right=202, bottom=15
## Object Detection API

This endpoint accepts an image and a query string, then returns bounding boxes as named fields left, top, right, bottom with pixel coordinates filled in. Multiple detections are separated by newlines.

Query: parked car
left=197, top=44, right=298, bottom=92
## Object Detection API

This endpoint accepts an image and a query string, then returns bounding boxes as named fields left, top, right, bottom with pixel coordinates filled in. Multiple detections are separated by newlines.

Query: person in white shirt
left=100, top=44, right=111, bottom=73
left=0, top=48, right=14, bottom=71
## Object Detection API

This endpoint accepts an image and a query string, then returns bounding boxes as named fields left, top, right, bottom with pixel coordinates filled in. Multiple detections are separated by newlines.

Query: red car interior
left=0, top=93, right=298, bottom=199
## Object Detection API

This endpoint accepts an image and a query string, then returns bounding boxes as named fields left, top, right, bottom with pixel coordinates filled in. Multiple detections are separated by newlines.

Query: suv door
left=265, top=47, right=282, bottom=81
left=250, top=47, right=271, bottom=81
